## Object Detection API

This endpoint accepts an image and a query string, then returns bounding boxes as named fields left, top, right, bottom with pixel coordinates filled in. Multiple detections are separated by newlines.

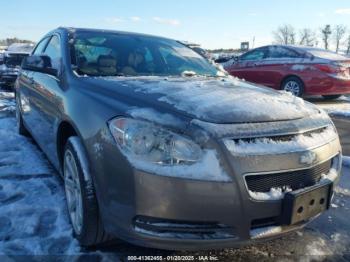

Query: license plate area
left=281, top=181, right=333, bottom=225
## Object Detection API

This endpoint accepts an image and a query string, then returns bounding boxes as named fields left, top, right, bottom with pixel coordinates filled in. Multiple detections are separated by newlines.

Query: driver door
left=227, top=47, right=268, bottom=84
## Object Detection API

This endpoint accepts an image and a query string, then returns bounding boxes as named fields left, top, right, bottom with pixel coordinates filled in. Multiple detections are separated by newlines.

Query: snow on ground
left=0, top=90, right=349, bottom=260
left=314, top=95, right=350, bottom=118
left=0, top=91, right=80, bottom=256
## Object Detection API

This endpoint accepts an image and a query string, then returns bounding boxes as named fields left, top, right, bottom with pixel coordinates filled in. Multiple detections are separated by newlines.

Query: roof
left=57, top=27, right=171, bottom=41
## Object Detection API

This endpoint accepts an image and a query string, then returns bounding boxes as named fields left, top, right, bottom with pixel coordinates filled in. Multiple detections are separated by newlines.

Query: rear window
left=307, top=49, right=348, bottom=60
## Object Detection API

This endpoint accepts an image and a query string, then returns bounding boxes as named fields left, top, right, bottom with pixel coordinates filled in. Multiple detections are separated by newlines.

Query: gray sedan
left=15, top=27, right=342, bottom=250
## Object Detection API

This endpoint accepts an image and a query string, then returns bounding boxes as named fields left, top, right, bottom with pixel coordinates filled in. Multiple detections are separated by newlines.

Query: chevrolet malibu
left=15, top=28, right=342, bottom=250
left=225, top=45, right=350, bottom=99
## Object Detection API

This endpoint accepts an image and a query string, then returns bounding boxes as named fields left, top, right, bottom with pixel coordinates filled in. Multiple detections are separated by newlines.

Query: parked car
left=180, top=41, right=212, bottom=60
left=0, top=43, right=33, bottom=89
left=225, top=45, right=350, bottom=99
left=16, top=27, right=342, bottom=250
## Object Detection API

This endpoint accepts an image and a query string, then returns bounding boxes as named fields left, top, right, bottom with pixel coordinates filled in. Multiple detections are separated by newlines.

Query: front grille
left=245, top=160, right=332, bottom=193
left=232, top=127, right=327, bottom=144
left=134, top=216, right=236, bottom=239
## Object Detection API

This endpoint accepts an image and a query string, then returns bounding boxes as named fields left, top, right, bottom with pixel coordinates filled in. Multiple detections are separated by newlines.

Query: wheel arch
left=280, top=74, right=305, bottom=90
left=56, top=120, right=80, bottom=173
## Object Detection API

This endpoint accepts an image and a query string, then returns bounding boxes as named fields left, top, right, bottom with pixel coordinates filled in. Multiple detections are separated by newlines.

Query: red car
left=225, top=45, right=350, bottom=99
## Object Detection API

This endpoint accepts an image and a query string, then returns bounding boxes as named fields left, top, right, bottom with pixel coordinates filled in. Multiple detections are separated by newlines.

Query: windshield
left=70, top=32, right=220, bottom=77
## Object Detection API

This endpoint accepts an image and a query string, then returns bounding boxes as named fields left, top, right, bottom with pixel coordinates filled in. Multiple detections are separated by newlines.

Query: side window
left=268, top=46, right=300, bottom=59
left=240, top=49, right=266, bottom=61
left=33, top=38, right=49, bottom=55
left=43, top=35, right=62, bottom=70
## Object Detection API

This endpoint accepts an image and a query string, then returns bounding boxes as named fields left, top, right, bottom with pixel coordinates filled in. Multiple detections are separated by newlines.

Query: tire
left=322, top=95, right=342, bottom=100
left=15, top=96, right=30, bottom=137
left=63, top=136, right=111, bottom=246
left=281, top=76, right=304, bottom=97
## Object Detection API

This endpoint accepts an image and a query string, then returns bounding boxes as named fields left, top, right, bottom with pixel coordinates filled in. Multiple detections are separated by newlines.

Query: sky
left=0, top=0, right=350, bottom=49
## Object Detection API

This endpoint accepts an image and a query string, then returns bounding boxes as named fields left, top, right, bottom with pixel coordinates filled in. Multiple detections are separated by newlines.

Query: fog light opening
left=297, top=206, right=304, bottom=214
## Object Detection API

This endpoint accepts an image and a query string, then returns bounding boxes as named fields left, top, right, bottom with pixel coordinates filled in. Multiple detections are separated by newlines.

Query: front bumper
left=91, top=125, right=342, bottom=250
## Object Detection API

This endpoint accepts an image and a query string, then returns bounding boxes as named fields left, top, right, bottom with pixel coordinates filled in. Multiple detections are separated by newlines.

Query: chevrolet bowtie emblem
left=300, top=151, right=318, bottom=165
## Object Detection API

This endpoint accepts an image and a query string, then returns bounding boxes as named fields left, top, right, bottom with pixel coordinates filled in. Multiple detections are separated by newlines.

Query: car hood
left=81, top=76, right=320, bottom=124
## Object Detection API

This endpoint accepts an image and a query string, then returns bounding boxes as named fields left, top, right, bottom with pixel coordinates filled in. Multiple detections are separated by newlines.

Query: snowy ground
left=0, top=90, right=349, bottom=261
left=310, top=95, right=350, bottom=118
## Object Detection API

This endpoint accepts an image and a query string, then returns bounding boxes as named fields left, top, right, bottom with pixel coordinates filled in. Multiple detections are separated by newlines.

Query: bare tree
left=321, top=25, right=332, bottom=50
left=299, top=28, right=315, bottom=46
left=346, top=34, right=350, bottom=55
left=273, top=24, right=296, bottom=45
left=334, top=25, right=347, bottom=53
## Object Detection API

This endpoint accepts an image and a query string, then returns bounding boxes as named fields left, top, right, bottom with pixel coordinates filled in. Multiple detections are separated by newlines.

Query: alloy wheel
left=64, top=150, right=83, bottom=235
left=283, top=80, right=301, bottom=96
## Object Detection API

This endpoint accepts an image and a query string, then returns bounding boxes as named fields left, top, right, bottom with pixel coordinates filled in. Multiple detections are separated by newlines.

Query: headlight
left=108, top=118, right=202, bottom=165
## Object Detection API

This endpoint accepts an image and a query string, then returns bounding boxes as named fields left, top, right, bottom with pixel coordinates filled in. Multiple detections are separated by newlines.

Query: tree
left=321, top=25, right=332, bottom=50
left=346, top=35, right=350, bottom=55
left=273, top=24, right=296, bottom=45
left=299, top=28, right=316, bottom=46
left=334, top=25, right=347, bottom=53
left=0, top=38, right=34, bottom=46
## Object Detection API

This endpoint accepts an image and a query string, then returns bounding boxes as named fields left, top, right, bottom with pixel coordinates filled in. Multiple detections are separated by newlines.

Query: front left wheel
left=281, top=76, right=304, bottom=97
left=63, top=137, right=110, bottom=246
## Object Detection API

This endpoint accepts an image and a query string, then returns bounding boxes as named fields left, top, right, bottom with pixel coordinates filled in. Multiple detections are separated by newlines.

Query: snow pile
left=248, top=187, right=292, bottom=201
left=0, top=118, right=51, bottom=175
left=127, top=107, right=184, bottom=128
left=315, top=96, right=350, bottom=118
left=0, top=99, right=80, bottom=255
left=0, top=92, right=15, bottom=114
left=126, top=149, right=231, bottom=182
left=224, top=126, right=337, bottom=156
left=0, top=176, right=80, bottom=255
left=305, top=237, right=332, bottom=256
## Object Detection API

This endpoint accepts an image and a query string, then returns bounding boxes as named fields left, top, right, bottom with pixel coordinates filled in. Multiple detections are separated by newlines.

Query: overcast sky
left=0, top=0, right=350, bottom=49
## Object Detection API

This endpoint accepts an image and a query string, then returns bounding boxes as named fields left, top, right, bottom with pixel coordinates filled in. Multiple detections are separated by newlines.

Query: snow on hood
left=89, top=76, right=319, bottom=124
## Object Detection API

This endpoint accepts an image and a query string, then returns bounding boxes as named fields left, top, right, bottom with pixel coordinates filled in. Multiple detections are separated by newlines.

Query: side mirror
left=22, top=55, right=58, bottom=76
left=233, top=56, right=239, bottom=62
